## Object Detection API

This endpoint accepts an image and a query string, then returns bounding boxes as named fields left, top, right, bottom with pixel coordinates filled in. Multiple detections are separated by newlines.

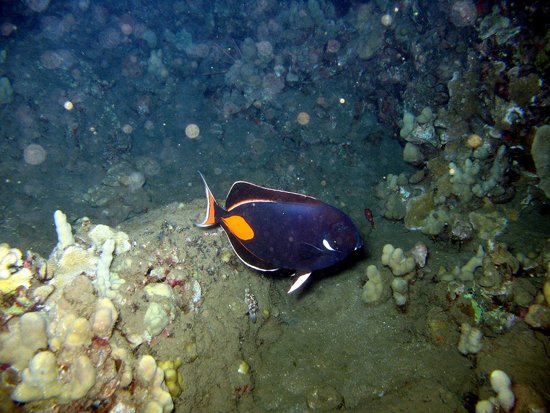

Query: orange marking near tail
left=222, top=215, right=255, bottom=241
left=204, top=191, right=217, bottom=225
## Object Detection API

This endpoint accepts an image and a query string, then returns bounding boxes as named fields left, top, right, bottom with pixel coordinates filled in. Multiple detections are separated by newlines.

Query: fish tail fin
left=196, top=172, right=223, bottom=227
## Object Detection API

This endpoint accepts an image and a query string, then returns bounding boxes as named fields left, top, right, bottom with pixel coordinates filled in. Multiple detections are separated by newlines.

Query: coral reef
left=0, top=201, right=280, bottom=411
left=53, top=210, right=75, bottom=251
left=158, top=358, right=184, bottom=398
left=135, top=355, right=174, bottom=412
left=457, top=322, right=483, bottom=355
left=0, top=312, right=47, bottom=371
left=475, top=370, right=515, bottom=412
left=94, top=238, right=126, bottom=301
left=381, top=244, right=416, bottom=276
left=0, top=211, right=177, bottom=411
left=390, top=277, right=408, bottom=307
left=361, top=265, right=388, bottom=305
left=12, top=351, right=96, bottom=403
left=0, top=244, right=32, bottom=294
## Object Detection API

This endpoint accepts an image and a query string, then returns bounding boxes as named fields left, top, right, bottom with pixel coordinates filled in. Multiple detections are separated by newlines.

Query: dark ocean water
left=0, top=0, right=549, bottom=412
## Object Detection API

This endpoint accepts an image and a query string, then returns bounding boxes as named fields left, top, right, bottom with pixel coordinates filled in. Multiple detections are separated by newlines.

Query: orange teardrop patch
left=222, top=215, right=255, bottom=241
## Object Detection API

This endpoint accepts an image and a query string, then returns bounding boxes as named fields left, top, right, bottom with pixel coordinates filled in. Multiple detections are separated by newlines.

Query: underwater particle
left=296, top=112, right=310, bottom=126
left=120, top=22, right=133, bottom=35
left=23, top=143, right=47, bottom=165
left=466, top=133, right=483, bottom=149
left=339, top=97, right=346, bottom=104
left=185, top=123, right=200, bottom=139
left=63, top=100, right=74, bottom=111
left=380, top=14, right=393, bottom=26
left=121, top=124, right=133, bottom=134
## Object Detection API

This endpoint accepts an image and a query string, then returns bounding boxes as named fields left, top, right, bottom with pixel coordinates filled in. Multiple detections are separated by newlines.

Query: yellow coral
left=0, top=244, right=32, bottom=294
left=158, top=358, right=184, bottom=397
left=137, top=355, right=174, bottom=411
left=0, top=267, right=32, bottom=294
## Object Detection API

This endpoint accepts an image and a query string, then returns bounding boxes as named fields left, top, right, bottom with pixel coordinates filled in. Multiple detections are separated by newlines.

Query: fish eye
left=323, top=238, right=337, bottom=251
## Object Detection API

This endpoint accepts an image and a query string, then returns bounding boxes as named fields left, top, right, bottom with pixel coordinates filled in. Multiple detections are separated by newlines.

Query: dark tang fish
left=196, top=173, right=362, bottom=293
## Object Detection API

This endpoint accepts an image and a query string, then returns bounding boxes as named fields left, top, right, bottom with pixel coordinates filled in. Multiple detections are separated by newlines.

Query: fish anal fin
left=287, top=271, right=312, bottom=294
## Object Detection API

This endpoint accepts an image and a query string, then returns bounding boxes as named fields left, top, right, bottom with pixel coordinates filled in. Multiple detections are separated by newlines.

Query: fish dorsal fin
left=226, top=181, right=320, bottom=210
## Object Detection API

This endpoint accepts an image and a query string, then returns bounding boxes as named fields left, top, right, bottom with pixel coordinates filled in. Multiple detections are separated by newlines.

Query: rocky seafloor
left=0, top=1, right=550, bottom=411
left=0, top=192, right=549, bottom=412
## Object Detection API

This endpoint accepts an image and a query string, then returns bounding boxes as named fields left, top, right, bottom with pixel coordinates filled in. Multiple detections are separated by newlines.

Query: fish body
left=196, top=173, right=362, bottom=293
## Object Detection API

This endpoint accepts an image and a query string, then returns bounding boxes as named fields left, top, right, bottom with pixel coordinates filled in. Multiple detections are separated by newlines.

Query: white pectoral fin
left=287, top=271, right=312, bottom=294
